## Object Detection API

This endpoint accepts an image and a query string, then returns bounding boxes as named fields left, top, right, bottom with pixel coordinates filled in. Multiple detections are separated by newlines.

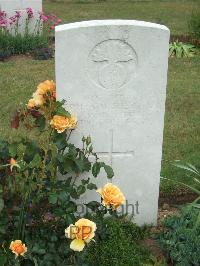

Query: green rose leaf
left=55, top=106, right=71, bottom=117
left=24, top=141, right=40, bottom=162
left=77, top=185, right=86, bottom=196
left=67, top=144, right=78, bottom=159
left=0, top=198, right=4, bottom=213
left=87, top=183, right=97, bottom=190
left=0, top=138, right=9, bottom=160
left=35, top=115, right=46, bottom=131
left=82, top=178, right=90, bottom=185
left=103, top=164, right=114, bottom=179
left=53, top=132, right=67, bottom=150
left=0, top=253, right=7, bottom=266
left=8, top=142, right=18, bottom=157
left=92, top=162, right=101, bottom=177
left=92, top=162, right=114, bottom=178
left=48, top=193, right=58, bottom=204
left=70, top=189, right=79, bottom=199
left=58, top=191, right=69, bottom=202
left=85, top=201, right=101, bottom=211
left=62, top=158, right=74, bottom=172
left=29, top=154, right=42, bottom=168
left=74, top=155, right=91, bottom=173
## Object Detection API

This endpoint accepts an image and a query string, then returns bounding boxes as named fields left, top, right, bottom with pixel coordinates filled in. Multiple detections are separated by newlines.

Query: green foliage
left=0, top=32, right=48, bottom=56
left=188, top=11, right=200, bottom=39
left=82, top=216, right=160, bottom=266
left=161, top=161, right=200, bottom=209
left=169, top=41, right=196, bottom=58
left=24, top=224, right=74, bottom=265
left=92, top=161, right=114, bottom=179
left=157, top=207, right=200, bottom=266
left=0, top=48, right=11, bottom=61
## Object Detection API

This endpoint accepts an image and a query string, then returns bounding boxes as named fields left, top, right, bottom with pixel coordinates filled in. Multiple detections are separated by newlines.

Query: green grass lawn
left=0, top=55, right=199, bottom=192
left=44, top=0, right=200, bottom=35
left=0, top=0, right=199, bottom=193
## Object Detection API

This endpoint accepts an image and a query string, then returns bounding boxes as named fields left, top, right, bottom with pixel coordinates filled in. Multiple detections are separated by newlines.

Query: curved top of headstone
left=55, top=19, right=169, bottom=33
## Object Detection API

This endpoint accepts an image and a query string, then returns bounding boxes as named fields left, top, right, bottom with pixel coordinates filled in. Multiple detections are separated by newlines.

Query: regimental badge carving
left=87, top=39, right=138, bottom=90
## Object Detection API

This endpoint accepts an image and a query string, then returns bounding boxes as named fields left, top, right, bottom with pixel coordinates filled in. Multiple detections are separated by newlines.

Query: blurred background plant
left=169, top=40, right=196, bottom=58
left=0, top=9, right=61, bottom=60
left=157, top=206, right=200, bottom=266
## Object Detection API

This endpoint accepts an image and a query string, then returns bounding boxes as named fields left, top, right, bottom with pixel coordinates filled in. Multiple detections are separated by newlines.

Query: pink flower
left=15, top=11, right=21, bottom=18
left=0, top=11, right=6, bottom=18
left=26, top=8, right=33, bottom=19
left=0, top=22, right=6, bottom=27
left=56, top=19, right=62, bottom=24
left=0, top=18, right=7, bottom=28
left=48, top=14, right=57, bottom=20
left=39, top=12, right=48, bottom=22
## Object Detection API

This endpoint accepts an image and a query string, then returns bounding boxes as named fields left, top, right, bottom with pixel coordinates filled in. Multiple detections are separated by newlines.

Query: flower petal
left=70, top=239, right=85, bottom=252
left=65, top=224, right=76, bottom=239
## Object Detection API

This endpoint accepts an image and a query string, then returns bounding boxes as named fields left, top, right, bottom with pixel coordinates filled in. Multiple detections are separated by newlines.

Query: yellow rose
left=65, top=218, right=96, bottom=252
left=50, top=115, right=77, bottom=133
left=97, top=183, right=125, bottom=209
left=32, top=92, right=45, bottom=107
left=75, top=218, right=96, bottom=242
left=36, top=80, right=56, bottom=96
left=27, top=80, right=56, bottom=109
left=9, top=240, right=27, bottom=257
left=27, top=98, right=36, bottom=109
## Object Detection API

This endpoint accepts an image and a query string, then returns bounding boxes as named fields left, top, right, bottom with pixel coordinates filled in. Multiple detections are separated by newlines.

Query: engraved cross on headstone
left=97, top=129, right=134, bottom=166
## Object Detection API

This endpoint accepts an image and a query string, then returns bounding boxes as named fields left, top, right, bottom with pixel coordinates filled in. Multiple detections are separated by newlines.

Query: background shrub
left=157, top=207, right=200, bottom=266
left=82, top=217, right=155, bottom=266
left=0, top=9, right=61, bottom=58
left=0, top=33, right=48, bottom=56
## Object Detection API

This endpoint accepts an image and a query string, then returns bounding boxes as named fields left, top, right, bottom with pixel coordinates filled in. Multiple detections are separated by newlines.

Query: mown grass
left=0, top=0, right=199, bottom=192
left=0, top=55, right=199, bottom=192
left=43, top=0, right=200, bottom=35
left=161, top=56, right=200, bottom=192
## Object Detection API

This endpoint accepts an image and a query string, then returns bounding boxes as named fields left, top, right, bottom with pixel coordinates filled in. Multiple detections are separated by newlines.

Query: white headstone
left=0, top=0, right=42, bottom=11
left=0, top=0, right=42, bottom=35
left=55, top=20, right=170, bottom=225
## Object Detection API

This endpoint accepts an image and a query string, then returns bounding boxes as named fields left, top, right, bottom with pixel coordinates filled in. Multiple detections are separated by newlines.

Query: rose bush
left=0, top=80, right=128, bottom=265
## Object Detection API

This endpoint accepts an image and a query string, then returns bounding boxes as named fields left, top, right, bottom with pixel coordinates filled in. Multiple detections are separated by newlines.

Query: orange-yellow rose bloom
left=36, top=80, right=56, bottom=96
left=27, top=98, right=36, bottom=109
left=32, top=93, right=45, bottom=107
left=68, top=115, right=77, bottom=129
left=65, top=218, right=96, bottom=252
left=97, top=183, right=125, bottom=209
left=9, top=240, right=27, bottom=257
left=50, top=115, right=77, bottom=133
left=9, top=158, right=20, bottom=172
